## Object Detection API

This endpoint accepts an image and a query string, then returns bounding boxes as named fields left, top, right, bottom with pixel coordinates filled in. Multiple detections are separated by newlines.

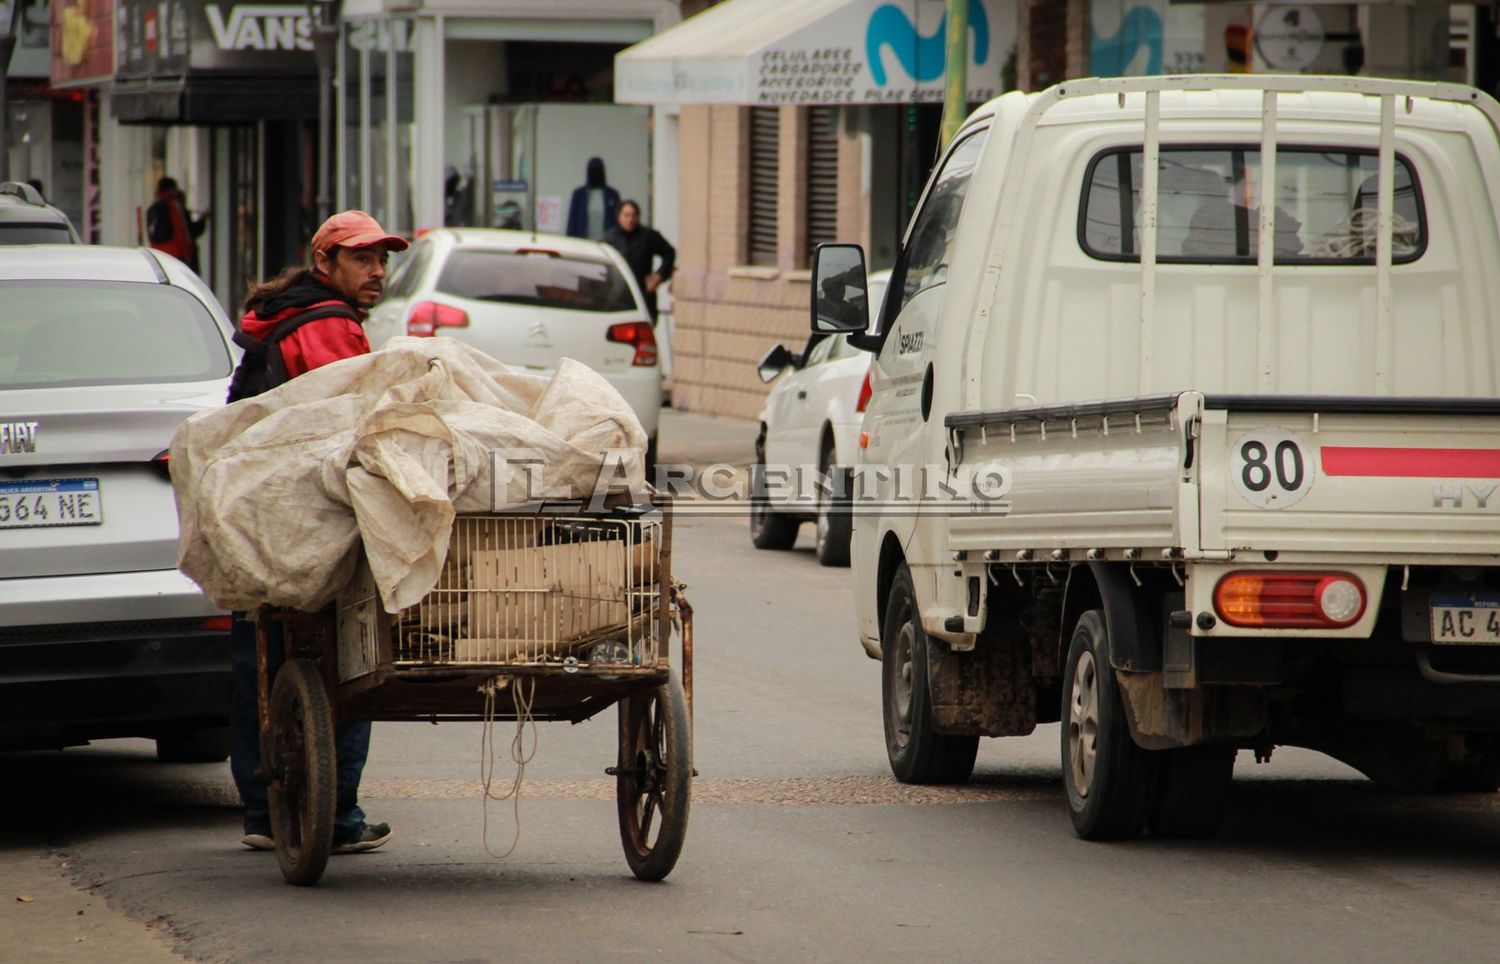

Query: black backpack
left=226, top=303, right=363, bottom=403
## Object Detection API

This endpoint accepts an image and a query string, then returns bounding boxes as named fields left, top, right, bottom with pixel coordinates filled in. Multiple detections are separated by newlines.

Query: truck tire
left=1147, top=745, right=1235, bottom=838
left=1061, top=609, right=1160, bottom=839
left=882, top=564, right=979, bottom=784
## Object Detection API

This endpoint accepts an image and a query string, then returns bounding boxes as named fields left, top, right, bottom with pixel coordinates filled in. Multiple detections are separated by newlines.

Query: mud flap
left=925, top=617, right=1037, bottom=737
left=1114, top=669, right=1268, bottom=750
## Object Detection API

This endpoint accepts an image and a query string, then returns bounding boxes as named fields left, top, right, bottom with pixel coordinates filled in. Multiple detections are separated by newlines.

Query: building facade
left=619, top=0, right=1018, bottom=418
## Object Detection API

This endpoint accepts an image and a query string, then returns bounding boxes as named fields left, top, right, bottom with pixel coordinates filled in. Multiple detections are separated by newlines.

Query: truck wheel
left=749, top=460, right=800, bottom=550
left=882, top=565, right=979, bottom=784
left=814, top=445, right=851, bottom=567
left=1061, top=610, right=1160, bottom=839
left=1147, top=745, right=1235, bottom=838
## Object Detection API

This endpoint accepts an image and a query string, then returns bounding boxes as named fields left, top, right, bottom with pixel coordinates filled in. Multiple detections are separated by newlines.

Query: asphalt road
left=7, top=513, right=1500, bottom=962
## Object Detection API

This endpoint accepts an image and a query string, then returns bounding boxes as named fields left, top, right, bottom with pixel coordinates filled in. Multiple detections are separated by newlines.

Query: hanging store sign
left=50, top=0, right=115, bottom=87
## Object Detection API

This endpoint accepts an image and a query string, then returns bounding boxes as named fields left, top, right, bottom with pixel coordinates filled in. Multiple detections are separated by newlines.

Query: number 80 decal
left=1230, top=428, right=1315, bottom=509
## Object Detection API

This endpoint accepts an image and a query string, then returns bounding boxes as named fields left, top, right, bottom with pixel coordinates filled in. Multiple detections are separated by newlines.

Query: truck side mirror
left=811, top=243, right=869, bottom=334
left=757, top=344, right=795, bottom=382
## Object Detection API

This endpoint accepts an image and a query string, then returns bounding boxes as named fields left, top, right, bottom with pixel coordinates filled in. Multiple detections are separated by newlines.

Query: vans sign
left=205, top=4, right=313, bottom=52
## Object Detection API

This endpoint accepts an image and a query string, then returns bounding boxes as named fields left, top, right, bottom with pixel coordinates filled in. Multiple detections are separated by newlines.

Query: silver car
left=0, top=246, right=235, bottom=758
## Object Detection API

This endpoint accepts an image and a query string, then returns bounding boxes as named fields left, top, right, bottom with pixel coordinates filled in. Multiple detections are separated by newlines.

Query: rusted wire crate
left=336, top=509, right=670, bottom=683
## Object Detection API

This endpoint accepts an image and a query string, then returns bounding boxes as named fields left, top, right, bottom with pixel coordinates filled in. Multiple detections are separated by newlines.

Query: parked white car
left=750, top=271, right=888, bottom=566
left=0, top=245, right=235, bottom=758
left=365, top=228, right=662, bottom=465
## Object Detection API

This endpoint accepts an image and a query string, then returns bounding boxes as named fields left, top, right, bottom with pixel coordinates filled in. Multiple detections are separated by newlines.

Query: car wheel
left=814, top=441, right=852, bottom=567
left=1147, top=745, right=1235, bottom=838
left=156, top=726, right=231, bottom=763
left=882, top=564, right=978, bottom=784
left=1061, top=609, right=1160, bottom=840
left=749, top=457, right=799, bottom=550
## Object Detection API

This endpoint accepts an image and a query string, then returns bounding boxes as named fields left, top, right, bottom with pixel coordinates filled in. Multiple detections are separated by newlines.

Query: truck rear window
left=1080, top=147, right=1425, bottom=264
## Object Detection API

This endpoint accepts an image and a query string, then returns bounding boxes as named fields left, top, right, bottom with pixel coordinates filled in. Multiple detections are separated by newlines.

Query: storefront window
left=338, top=19, right=415, bottom=239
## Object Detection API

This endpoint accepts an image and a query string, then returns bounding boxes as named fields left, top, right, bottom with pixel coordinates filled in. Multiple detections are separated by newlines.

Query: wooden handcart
left=253, top=498, right=692, bottom=886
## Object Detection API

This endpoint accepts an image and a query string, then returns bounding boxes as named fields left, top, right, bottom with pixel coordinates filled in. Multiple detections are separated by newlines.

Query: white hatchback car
left=0, top=245, right=235, bottom=757
left=365, top=228, right=662, bottom=466
left=750, top=271, right=889, bottom=566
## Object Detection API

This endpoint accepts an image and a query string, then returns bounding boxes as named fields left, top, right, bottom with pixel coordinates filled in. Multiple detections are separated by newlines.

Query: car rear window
left=435, top=249, right=637, bottom=312
left=0, top=282, right=231, bottom=389
left=1080, top=147, right=1426, bottom=264
left=0, top=224, right=74, bottom=244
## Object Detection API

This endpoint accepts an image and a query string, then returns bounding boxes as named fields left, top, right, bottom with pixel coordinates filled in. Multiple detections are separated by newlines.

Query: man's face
left=316, top=244, right=389, bottom=308
left=617, top=205, right=639, bottom=232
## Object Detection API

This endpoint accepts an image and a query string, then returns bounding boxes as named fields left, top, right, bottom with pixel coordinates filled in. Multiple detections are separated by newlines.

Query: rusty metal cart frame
left=254, top=496, right=693, bottom=886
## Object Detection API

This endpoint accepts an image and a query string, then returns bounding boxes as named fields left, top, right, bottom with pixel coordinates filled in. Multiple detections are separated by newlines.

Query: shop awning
left=615, top=0, right=1015, bottom=107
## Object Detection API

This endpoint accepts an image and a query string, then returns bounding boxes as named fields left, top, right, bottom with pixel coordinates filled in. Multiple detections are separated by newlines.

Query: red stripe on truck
left=1320, top=446, right=1500, bottom=478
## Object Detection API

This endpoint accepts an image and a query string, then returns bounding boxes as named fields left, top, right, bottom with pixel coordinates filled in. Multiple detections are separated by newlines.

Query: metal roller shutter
left=748, top=107, right=780, bottom=266
left=805, top=107, right=839, bottom=264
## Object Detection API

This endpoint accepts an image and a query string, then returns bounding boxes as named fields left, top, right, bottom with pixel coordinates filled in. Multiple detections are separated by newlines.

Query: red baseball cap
left=310, top=210, right=409, bottom=255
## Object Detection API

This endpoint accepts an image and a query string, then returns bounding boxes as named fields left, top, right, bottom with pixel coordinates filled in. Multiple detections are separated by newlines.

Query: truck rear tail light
left=151, top=449, right=171, bottom=481
left=198, top=616, right=234, bottom=632
left=407, top=301, right=469, bottom=337
left=607, top=322, right=658, bottom=366
left=1213, top=571, right=1367, bottom=629
left=856, top=371, right=872, bottom=412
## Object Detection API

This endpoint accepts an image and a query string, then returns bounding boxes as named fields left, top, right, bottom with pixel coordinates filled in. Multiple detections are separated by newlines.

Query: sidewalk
left=656, top=407, right=758, bottom=470
left=1, top=850, right=179, bottom=962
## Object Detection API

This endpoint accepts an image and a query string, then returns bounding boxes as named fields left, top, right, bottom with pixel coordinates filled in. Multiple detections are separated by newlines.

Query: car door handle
left=797, top=390, right=808, bottom=399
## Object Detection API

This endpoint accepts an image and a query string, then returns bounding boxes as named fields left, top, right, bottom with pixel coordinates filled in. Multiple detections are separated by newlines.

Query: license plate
left=1431, top=592, right=1500, bottom=646
left=0, top=478, right=102, bottom=529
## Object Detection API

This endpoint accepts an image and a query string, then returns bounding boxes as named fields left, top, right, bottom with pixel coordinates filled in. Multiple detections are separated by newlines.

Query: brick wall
left=1019, top=0, right=1088, bottom=90
left=672, top=104, right=866, bottom=420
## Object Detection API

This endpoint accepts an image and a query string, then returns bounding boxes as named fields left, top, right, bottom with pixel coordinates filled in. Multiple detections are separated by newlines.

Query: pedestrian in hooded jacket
left=566, top=156, right=621, bottom=240
left=603, top=199, right=675, bottom=322
left=146, top=176, right=208, bottom=273
left=226, top=210, right=409, bottom=856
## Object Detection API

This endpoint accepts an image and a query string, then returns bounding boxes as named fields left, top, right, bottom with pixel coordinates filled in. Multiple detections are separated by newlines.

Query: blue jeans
left=229, top=614, right=370, bottom=842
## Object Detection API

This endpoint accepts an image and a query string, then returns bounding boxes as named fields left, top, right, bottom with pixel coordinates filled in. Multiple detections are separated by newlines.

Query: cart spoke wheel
left=616, top=673, right=691, bottom=881
left=267, top=658, right=336, bottom=887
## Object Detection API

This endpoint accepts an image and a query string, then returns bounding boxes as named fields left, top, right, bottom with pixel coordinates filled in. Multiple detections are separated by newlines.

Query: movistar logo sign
left=205, top=5, right=313, bottom=51
left=866, top=0, right=990, bottom=86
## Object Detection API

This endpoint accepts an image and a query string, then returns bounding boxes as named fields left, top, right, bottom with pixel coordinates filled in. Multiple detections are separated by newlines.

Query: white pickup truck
left=810, top=75, right=1500, bottom=839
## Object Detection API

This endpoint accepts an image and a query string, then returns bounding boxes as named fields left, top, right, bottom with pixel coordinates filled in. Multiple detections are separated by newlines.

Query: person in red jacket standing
left=145, top=176, right=208, bottom=273
left=227, top=210, right=409, bottom=854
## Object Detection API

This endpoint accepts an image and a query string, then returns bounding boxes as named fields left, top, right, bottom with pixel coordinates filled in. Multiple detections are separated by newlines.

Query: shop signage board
left=616, top=0, right=1017, bottom=107
left=50, top=0, right=116, bottom=87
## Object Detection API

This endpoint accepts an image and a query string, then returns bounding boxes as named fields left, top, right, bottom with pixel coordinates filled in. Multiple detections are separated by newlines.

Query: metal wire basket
left=336, top=512, right=666, bottom=682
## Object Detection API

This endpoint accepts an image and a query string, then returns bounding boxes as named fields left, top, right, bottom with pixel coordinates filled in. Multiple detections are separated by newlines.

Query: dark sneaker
left=241, top=832, right=275, bottom=851
left=332, top=821, right=392, bottom=854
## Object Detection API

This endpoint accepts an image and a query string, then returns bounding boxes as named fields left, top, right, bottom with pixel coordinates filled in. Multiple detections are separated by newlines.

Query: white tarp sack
left=171, top=337, right=648, bottom=615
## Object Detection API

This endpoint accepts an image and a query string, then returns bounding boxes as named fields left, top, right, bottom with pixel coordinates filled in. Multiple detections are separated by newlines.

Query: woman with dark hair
left=603, top=199, right=675, bottom=322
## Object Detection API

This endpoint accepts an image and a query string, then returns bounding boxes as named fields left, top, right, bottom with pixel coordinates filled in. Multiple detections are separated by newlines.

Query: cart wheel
left=616, top=672, right=691, bottom=881
left=267, top=658, right=337, bottom=887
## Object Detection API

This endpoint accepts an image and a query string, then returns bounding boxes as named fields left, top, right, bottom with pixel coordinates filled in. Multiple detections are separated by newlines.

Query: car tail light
left=151, top=449, right=171, bottom=481
left=407, top=301, right=469, bottom=337
left=607, top=322, right=658, bottom=366
left=198, top=616, right=234, bottom=632
left=1213, top=571, right=1367, bottom=629
left=856, top=371, right=873, bottom=412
